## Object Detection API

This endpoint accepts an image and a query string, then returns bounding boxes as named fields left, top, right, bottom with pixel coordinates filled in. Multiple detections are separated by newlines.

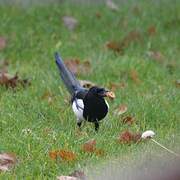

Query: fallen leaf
left=147, top=51, right=165, bottom=63
left=0, top=153, right=17, bottom=172
left=109, top=82, right=126, bottom=91
left=147, top=25, right=156, bottom=36
left=122, top=116, right=135, bottom=125
left=175, top=80, right=180, bottom=88
left=49, top=150, right=76, bottom=162
left=106, top=0, right=119, bottom=11
left=0, top=72, right=30, bottom=89
left=117, top=130, right=141, bottom=144
left=57, top=176, right=78, bottom=180
left=79, top=80, right=95, bottom=89
left=121, top=30, right=142, bottom=49
left=130, top=69, right=141, bottom=83
left=106, top=41, right=123, bottom=54
left=59, top=150, right=76, bottom=161
left=82, top=139, right=96, bottom=153
left=65, top=59, right=91, bottom=75
left=62, top=16, right=78, bottom=31
left=69, top=170, right=86, bottom=180
left=115, top=104, right=128, bottom=115
left=0, top=37, right=6, bottom=50
left=106, top=30, right=142, bottom=54
left=95, top=12, right=102, bottom=19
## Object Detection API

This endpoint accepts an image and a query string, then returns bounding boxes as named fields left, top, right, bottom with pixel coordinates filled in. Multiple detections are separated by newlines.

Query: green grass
left=0, top=0, right=180, bottom=179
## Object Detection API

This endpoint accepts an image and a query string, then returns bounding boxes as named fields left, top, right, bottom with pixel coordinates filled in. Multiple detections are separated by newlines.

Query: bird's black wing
left=55, top=52, right=86, bottom=95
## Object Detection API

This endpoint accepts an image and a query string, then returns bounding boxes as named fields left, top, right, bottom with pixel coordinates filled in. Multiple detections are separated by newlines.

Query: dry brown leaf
left=147, top=51, right=165, bottom=63
left=0, top=37, right=7, bottom=50
left=57, top=176, right=78, bottom=180
left=82, top=139, right=96, bottom=153
left=115, top=104, right=128, bottom=115
left=0, top=153, right=17, bottom=172
left=121, top=30, right=142, bottom=49
left=122, top=116, right=135, bottom=125
left=106, top=0, right=119, bottom=11
left=130, top=69, right=141, bottom=83
left=65, top=59, right=91, bottom=75
left=69, top=170, right=86, bottom=180
left=0, top=72, right=30, bottom=88
left=106, top=41, right=123, bottom=54
left=106, top=30, right=142, bottom=54
left=109, top=82, right=126, bottom=91
left=79, top=80, right=95, bottom=89
left=147, top=25, right=156, bottom=36
left=117, top=131, right=141, bottom=144
left=95, top=12, right=102, bottom=19
left=62, top=16, right=78, bottom=31
left=49, top=149, right=76, bottom=161
left=59, top=150, right=76, bottom=161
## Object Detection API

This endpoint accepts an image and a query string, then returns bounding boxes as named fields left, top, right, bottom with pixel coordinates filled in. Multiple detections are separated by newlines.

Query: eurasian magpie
left=55, top=52, right=115, bottom=131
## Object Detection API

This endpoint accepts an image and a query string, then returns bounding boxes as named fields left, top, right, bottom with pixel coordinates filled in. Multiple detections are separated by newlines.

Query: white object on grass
left=141, top=130, right=155, bottom=139
left=141, top=130, right=180, bottom=157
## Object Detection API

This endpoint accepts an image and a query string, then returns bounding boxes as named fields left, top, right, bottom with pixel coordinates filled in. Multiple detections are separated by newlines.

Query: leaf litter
left=64, top=59, right=91, bottom=75
left=106, top=30, right=142, bottom=54
left=82, top=139, right=105, bottom=156
left=117, top=130, right=141, bottom=144
left=0, top=153, right=17, bottom=172
left=49, top=149, right=76, bottom=162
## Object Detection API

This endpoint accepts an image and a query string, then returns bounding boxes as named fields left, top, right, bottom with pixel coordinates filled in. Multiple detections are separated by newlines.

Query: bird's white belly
left=72, top=99, right=84, bottom=123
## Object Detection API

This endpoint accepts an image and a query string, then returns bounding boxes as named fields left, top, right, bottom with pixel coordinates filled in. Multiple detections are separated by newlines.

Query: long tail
left=55, top=52, right=82, bottom=95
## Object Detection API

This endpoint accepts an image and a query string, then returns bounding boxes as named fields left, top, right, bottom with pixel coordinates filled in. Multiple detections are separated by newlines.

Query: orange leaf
left=82, top=139, right=96, bottom=153
left=59, top=150, right=76, bottom=161
left=118, top=131, right=141, bottom=144
left=49, top=150, right=76, bottom=161
left=49, top=150, right=59, bottom=160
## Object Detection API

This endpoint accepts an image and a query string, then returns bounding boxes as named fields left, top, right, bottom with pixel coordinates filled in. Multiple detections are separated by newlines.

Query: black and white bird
left=55, top=52, right=115, bottom=131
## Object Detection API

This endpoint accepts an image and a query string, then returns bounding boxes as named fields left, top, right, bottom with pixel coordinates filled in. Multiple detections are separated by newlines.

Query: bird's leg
left=77, top=122, right=82, bottom=129
left=94, top=122, right=99, bottom=131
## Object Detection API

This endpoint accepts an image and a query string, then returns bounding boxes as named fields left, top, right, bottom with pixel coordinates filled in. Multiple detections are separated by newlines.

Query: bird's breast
left=83, top=97, right=108, bottom=122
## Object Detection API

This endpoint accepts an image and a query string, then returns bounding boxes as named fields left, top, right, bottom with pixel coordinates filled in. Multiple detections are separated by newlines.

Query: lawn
left=0, top=0, right=180, bottom=179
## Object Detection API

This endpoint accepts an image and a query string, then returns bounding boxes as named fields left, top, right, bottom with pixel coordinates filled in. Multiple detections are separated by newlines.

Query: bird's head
left=88, top=86, right=115, bottom=99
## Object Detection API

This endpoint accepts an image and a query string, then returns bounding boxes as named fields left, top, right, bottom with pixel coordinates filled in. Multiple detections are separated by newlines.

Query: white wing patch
left=105, top=100, right=109, bottom=109
left=72, top=99, right=84, bottom=123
